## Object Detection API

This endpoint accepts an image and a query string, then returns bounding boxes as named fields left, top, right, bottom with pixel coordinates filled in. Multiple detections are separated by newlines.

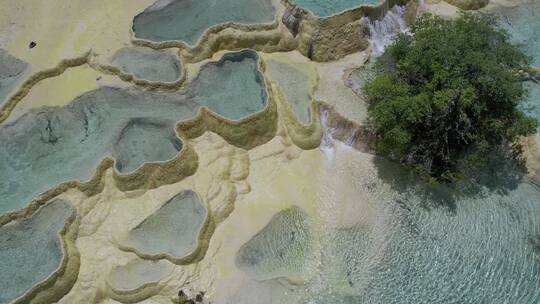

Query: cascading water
left=367, top=5, right=408, bottom=56
left=319, top=108, right=336, bottom=160
left=319, top=106, right=364, bottom=159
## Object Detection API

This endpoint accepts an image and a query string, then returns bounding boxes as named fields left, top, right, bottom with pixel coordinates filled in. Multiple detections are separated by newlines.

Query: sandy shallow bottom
left=0, top=0, right=539, bottom=303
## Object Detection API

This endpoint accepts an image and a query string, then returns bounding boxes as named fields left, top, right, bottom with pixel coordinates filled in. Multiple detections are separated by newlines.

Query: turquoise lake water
left=236, top=148, right=540, bottom=303
left=123, top=190, right=206, bottom=258
left=0, top=49, right=28, bottom=107
left=236, top=206, right=315, bottom=282
left=293, top=0, right=381, bottom=17
left=490, top=1, right=540, bottom=132
left=491, top=0, right=540, bottom=67
left=111, top=47, right=182, bottom=82
left=0, top=50, right=266, bottom=214
left=315, top=183, right=540, bottom=303
left=0, top=199, right=73, bottom=304
left=132, top=0, right=276, bottom=45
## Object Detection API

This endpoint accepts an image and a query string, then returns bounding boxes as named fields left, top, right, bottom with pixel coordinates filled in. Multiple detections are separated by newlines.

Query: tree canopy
left=365, top=13, right=537, bottom=181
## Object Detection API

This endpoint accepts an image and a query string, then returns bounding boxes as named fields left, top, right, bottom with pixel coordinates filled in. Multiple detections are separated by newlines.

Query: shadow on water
left=372, top=145, right=527, bottom=213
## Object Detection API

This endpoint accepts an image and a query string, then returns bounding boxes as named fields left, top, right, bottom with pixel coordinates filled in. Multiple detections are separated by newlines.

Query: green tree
left=365, top=13, right=537, bottom=181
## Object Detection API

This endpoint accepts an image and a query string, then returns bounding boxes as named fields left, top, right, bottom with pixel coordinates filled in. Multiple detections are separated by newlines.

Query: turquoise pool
left=294, top=0, right=381, bottom=17
left=132, top=0, right=276, bottom=45
left=0, top=199, right=73, bottom=303
left=123, top=190, right=206, bottom=258
left=111, top=47, right=182, bottom=82
left=0, top=50, right=266, bottom=214
left=0, top=49, right=28, bottom=106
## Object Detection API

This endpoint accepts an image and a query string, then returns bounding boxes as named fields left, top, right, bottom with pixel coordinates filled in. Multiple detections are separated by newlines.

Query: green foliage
left=365, top=13, right=537, bottom=181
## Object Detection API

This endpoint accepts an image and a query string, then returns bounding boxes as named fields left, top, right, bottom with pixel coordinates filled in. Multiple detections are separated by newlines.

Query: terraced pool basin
left=0, top=49, right=28, bottom=106
left=0, top=199, right=73, bottom=303
left=132, top=0, right=276, bottom=45
left=111, top=47, right=182, bottom=82
left=123, top=190, right=207, bottom=259
left=108, top=259, right=172, bottom=291
left=0, top=50, right=266, bottom=214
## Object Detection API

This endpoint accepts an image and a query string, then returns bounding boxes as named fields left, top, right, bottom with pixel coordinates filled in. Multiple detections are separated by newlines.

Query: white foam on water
left=367, top=5, right=408, bottom=56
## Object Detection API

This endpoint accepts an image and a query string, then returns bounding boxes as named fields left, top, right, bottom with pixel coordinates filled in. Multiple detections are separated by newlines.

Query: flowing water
left=0, top=50, right=266, bottom=214
left=132, top=0, right=276, bottom=45
left=2, top=1, right=540, bottom=302
left=523, top=81, right=540, bottom=132
left=367, top=5, right=407, bottom=56
left=236, top=140, right=540, bottom=304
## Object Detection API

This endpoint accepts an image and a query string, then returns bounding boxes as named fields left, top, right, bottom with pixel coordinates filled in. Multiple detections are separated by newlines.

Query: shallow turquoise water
left=190, top=50, right=267, bottom=120
left=108, top=259, right=172, bottom=291
left=293, top=0, right=381, bottom=17
left=236, top=147, right=540, bottom=303
left=346, top=60, right=376, bottom=97
left=124, top=190, right=206, bottom=258
left=0, top=49, right=28, bottom=106
left=265, top=59, right=312, bottom=124
left=490, top=0, right=540, bottom=66
left=236, top=207, right=315, bottom=281
left=0, top=50, right=266, bottom=214
left=0, top=87, right=199, bottom=214
left=111, top=47, right=182, bottom=82
left=491, top=1, right=540, bottom=132
left=0, top=199, right=72, bottom=303
left=320, top=183, right=540, bottom=303
left=112, top=118, right=183, bottom=174
left=132, top=0, right=276, bottom=45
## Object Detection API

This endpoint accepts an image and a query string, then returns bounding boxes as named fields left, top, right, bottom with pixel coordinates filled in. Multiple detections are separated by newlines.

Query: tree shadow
left=371, top=145, right=527, bottom=213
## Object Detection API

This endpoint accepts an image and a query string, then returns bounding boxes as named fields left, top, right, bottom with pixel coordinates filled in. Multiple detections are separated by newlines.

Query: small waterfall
left=319, top=108, right=336, bottom=160
left=367, top=5, right=408, bottom=56
left=320, top=105, right=371, bottom=162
